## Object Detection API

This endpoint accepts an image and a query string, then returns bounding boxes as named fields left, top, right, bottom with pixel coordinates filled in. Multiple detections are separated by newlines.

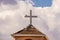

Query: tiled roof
left=11, top=25, right=45, bottom=36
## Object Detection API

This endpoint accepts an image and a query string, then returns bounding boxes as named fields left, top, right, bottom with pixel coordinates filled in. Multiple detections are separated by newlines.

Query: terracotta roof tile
left=12, top=25, right=45, bottom=36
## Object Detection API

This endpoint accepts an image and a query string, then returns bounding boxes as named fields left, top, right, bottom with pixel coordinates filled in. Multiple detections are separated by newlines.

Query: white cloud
left=0, top=0, right=60, bottom=40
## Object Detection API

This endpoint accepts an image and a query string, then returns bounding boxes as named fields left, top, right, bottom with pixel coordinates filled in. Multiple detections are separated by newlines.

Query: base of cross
left=26, top=24, right=35, bottom=29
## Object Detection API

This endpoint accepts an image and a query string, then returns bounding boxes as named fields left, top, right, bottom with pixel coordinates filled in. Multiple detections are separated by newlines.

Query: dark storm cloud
left=0, top=0, right=17, bottom=5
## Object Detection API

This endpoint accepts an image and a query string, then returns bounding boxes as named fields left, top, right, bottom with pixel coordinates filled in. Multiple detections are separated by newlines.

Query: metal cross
left=25, top=10, right=37, bottom=25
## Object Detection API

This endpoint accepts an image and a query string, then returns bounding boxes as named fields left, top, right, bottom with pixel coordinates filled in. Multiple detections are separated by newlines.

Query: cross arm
left=25, top=15, right=37, bottom=18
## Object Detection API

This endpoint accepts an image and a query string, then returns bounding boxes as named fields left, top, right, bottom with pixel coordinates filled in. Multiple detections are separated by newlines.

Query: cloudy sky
left=0, top=0, right=60, bottom=40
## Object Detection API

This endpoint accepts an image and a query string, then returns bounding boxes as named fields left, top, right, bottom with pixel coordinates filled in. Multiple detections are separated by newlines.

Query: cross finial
left=25, top=10, right=37, bottom=25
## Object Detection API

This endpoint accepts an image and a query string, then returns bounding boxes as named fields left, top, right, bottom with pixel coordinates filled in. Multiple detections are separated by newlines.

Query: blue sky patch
left=32, top=0, right=52, bottom=7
